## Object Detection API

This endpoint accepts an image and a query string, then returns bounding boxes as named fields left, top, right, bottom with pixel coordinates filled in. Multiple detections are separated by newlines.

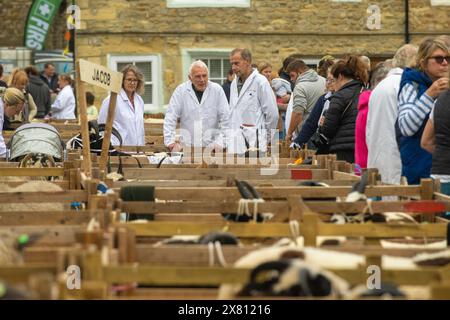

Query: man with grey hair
left=227, top=48, right=278, bottom=155
left=366, top=44, right=418, bottom=185
left=164, top=60, right=230, bottom=151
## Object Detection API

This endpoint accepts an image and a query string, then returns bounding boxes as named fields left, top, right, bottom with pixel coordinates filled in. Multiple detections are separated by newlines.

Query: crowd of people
left=0, top=62, right=79, bottom=126
left=162, top=37, right=450, bottom=193
left=1, top=36, right=449, bottom=193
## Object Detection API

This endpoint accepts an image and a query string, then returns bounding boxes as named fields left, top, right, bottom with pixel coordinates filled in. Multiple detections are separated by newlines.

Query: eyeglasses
left=125, top=78, right=138, bottom=84
left=429, top=56, right=450, bottom=64
left=326, top=78, right=336, bottom=84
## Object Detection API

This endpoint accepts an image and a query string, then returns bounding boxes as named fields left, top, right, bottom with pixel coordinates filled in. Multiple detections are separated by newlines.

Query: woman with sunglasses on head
left=0, top=88, right=26, bottom=157
left=397, top=37, right=449, bottom=185
left=98, top=64, right=145, bottom=146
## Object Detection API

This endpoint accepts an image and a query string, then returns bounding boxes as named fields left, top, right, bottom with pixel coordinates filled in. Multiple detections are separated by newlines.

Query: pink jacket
left=355, top=90, right=372, bottom=173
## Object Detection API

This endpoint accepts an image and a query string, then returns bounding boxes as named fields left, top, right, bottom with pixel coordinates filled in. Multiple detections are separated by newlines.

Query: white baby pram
left=8, top=123, right=65, bottom=168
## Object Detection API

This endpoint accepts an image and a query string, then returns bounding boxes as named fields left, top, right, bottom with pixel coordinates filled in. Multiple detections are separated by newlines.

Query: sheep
left=380, top=239, right=447, bottom=250
left=0, top=227, right=50, bottom=265
left=217, top=246, right=360, bottom=299
left=0, top=181, right=65, bottom=212
left=412, top=250, right=450, bottom=267
left=153, top=232, right=240, bottom=246
left=217, top=245, right=419, bottom=299
left=236, top=259, right=349, bottom=298
left=222, top=180, right=273, bottom=223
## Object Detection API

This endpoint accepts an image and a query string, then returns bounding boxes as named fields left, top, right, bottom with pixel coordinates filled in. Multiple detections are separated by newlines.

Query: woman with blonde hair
left=397, top=37, right=449, bottom=184
left=258, top=62, right=273, bottom=82
left=0, top=88, right=26, bottom=157
left=7, top=69, right=37, bottom=124
left=98, top=64, right=145, bottom=146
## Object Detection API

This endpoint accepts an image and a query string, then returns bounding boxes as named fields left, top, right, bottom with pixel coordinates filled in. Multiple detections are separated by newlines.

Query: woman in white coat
left=228, top=48, right=278, bottom=155
left=98, top=65, right=145, bottom=146
left=50, top=74, right=76, bottom=119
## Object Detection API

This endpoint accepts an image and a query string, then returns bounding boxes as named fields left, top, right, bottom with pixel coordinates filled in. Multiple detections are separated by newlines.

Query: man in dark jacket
left=221, top=69, right=234, bottom=103
left=25, top=66, right=51, bottom=118
left=39, top=63, right=59, bottom=93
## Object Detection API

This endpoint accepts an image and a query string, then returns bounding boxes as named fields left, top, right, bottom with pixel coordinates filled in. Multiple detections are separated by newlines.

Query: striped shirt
left=398, top=83, right=435, bottom=137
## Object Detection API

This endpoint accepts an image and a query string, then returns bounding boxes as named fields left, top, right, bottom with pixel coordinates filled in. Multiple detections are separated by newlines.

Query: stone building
left=0, top=0, right=69, bottom=51
left=74, top=0, right=449, bottom=113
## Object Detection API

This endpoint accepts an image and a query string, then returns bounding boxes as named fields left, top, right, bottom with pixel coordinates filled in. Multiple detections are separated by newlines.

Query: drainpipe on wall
left=405, top=0, right=410, bottom=43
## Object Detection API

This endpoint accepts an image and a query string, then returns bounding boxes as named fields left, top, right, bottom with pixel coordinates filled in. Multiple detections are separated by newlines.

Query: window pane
left=210, top=59, right=221, bottom=78
left=117, top=62, right=131, bottom=72
left=200, top=59, right=208, bottom=67
left=136, top=62, right=152, bottom=82
left=222, top=59, right=231, bottom=77
left=142, top=84, right=153, bottom=104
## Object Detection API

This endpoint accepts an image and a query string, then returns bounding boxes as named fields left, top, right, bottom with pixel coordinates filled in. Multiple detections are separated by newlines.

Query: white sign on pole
left=79, top=59, right=123, bottom=93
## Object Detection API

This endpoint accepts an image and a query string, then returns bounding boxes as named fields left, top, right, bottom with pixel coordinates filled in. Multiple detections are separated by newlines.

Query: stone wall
left=74, top=0, right=450, bottom=111
left=0, top=0, right=69, bottom=50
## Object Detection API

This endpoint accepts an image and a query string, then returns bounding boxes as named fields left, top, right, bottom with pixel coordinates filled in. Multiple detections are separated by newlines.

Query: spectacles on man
left=125, top=78, right=138, bottom=84
left=429, top=56, right=450, bottom=64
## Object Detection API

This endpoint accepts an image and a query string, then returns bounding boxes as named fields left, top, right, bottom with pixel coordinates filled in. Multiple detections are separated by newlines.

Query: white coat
left=366, top=68, right=403, bottom=185
left=51, top=85, right=75, bottom=119
left=0, top=99, right=6, bottom=157
left=284, top=94, right=294, bottom=139
left=98, top=89, right=145, bottom=146
left=228, top=69, right=278, bottom=154
left=164, top=81, right=230, bottom=148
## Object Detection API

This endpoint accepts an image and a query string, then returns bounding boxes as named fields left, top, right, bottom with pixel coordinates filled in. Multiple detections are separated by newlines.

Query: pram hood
left=8, top=123, right=65, bottom=161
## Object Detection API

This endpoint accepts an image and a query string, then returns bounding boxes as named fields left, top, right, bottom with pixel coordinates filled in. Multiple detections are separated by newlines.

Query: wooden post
left=420, top=178, right=435, bottom=222
left=420, top=179, right=434, bottom=200
left=303, top=210, right=318, bottom=247
left=316, top=155, right=327, bottom=169
left=118, top=227, right=128, bottom=263
left=75, top=61, right=92, bottom=177
left=99, top=92, right=118, bottom=173
left=77, top=59, right=123, bottom=178
left=326, top=159, right=334, bottom=180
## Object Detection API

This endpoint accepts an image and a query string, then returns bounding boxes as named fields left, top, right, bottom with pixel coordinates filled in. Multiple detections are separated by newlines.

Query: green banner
left=24, top=0, right=63, bottom=50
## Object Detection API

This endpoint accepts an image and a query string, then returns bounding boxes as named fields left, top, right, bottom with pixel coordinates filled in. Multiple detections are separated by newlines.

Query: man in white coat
left=164, top=60, right=230, bottom=151
left=366, top=44, right=418, bottom=184
left=228, top=48, right=278, bottom=155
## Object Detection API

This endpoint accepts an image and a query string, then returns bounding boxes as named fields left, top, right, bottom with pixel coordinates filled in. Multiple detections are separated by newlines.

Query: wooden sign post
left=77, top=59, right=123, bottom=176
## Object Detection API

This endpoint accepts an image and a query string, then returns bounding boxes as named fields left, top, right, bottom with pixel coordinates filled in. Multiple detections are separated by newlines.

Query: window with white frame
left=108, top=55, right=161, bottom=112
left=184, top=50, right=232, bottom=85
left=431, top=0, right=450, bottom=5
left=167, top=0, right=250, bottom=8
left=198, top=57, right=231, bottom=85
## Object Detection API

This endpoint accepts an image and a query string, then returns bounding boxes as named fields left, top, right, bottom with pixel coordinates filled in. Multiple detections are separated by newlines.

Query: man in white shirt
left=227, top=48, right=278, bottom=155
left=164, top=60, right=230, bottom=151
left=366, top=44, right=418, bottom=184
left=50, top=74, right=75, bottom=119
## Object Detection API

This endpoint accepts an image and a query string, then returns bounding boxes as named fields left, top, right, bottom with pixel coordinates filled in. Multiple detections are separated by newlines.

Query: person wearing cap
left=0, top=88, right=26, bottom=157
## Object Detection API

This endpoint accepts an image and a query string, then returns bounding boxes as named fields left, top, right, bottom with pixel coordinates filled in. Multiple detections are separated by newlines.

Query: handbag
left=311, top=86, right=364, bottom=149
left=310, top=130, right=329, bottom=149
